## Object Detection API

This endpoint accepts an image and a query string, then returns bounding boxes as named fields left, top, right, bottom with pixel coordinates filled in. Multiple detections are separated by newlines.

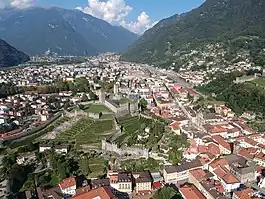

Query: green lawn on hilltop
left=84, top=104, right=112, bottom=113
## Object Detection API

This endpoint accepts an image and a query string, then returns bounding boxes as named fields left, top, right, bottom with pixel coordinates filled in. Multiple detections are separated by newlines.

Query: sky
left=0, top=0, right=205, bottom=34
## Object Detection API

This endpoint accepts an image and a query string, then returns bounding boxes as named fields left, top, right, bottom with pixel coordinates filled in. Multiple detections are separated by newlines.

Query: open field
left=84, top=104, right=112, bottom=113
left=57, top=117, right=114, bottom=150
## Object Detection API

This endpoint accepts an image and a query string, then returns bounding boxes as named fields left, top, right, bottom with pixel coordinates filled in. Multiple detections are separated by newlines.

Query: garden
left=58, top=117, right=114, bottom=150
left=116, top=116, right=165, bottom=149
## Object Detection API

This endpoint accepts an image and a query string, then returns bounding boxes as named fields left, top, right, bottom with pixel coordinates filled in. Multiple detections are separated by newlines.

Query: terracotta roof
left=214, top=167, right=240, bottom=184
left=244, top=138, right=258, bottom=147
left=189, top=169, right=207, bottom=182
left=59, top=176, right=76, bottom=190
left=207, top=143, right=221, bottom=156
left=234, top=187, right=260, bottom=199
left=256, top=165, right=265, bottom=173
left=71, top=186, right=117, bottom=199
left=212, top=135, right=231, bottom=151
left=179, top=184, right=206, bottom=199
left=237, top=148, right=255, bottom=159
left=168, top=121, right=180, bottom=130
left=255, top=152, right=265, bottom=161
left=209, top=158, right=229, bottom=169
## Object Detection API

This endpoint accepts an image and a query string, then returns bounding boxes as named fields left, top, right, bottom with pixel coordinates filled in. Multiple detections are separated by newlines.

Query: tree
left=153, top=185, right=182, bottom=199
left=81, top=94, right=89, bottom=102
left=57, top=163, right=68, bottom=179
left=139, top=98, right=148, bottom=112
left=79, top=155, right=91, bottom=176
left=75, top=77, right=90, bottom=92
left=89, top=91, right=97, bottom=100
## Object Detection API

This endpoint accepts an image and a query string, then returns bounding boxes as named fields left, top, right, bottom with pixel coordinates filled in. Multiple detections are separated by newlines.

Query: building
left=179, top=183, right=206, bottom=199
left=36, top=186, right=63, bottom=199
left=16, top=153, right=36, bottom=165
left=71, top=186, right=117, bottom=199
left=163, top=160, right=202, bottom=184
left=233, top=187, right=262, bottom=199
left=108, top=171, right=132, bottom=194
left=54, top=145, right=68, bottom=154
left=213, top=166, right=240, bottom=193
left=229, top=158, right=256, bottom=184
left=99, top=90, right=106, bottom=103
left=104, top=98, right=138, bottom=118
left=132, top=172, right=152, bottom=194
left=59, top=176, right=77, bottom=197
left=114, top=83, right=119, bottom=95
left=39, top=144, right=52, bottom=153
left=196, top=113, right=225, bottom=128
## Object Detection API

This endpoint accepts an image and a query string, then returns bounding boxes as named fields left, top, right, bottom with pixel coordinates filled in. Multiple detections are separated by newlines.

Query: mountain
left=0, top=39, right=30, bottom=67
left=0, top=7, right=138, bottom=56
left=121, top=0, right=265, bottom=68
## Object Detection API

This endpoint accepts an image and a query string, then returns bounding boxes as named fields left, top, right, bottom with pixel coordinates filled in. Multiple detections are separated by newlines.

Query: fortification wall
left=102, top=140, right=149, bottom=158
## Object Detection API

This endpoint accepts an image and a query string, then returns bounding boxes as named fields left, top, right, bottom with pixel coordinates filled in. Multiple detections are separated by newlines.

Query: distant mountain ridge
left=121, top=0, right=265, bottom=67
left=0, top=7, right=138, bottom=56
left=0, top=39, right=30, bottom=67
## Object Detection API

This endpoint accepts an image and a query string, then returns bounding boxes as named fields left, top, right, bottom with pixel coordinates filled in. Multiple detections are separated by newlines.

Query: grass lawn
left=117, top=116, right=154, bottom=146
left=252, top=78, right=265, bottom=86
left=58, top=117, right=114, bottom=150
left=84, top=104, right=111, bottom=113
left=88, top=157, right=107, bottom=178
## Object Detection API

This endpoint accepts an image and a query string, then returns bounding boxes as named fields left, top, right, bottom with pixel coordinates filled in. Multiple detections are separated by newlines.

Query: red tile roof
left=209, top=158, right=229, bottom=169
left=234, top=187, right=260, bottom=199
left=179, top=184, right=206, bottom=199
left=189, top=169, right=207, bottom=182
left=237, top=148, right=255, bottom=159
left=207, top=143, right=221, bottom=156
left=244, top=138, right=258, bottom=147
left=212, top=135, right=231, bottom=151
left=59, top=176, right=76, bottom=190
left=71, top=186, right=117, bottom=199
left=168, top=121, right=180, bottom=130
left=152, top=181, right=163, bottom=190
left=214, top=167, right=240, bottom=184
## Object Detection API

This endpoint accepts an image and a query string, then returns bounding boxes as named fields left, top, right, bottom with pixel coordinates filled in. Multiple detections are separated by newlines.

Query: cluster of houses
left=0, top=91, right=88, bottom=142
left=26, top=170, right=163, bottom=199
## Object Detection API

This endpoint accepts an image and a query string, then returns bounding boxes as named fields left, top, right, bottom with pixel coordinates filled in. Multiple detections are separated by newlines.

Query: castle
left=99, top=89, right=138, bottom=118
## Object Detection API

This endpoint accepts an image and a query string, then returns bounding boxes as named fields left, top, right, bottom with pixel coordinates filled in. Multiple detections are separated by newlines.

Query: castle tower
left=114, top=83, right=119, bottom=95
left=99, top=90, right=105, bottom=103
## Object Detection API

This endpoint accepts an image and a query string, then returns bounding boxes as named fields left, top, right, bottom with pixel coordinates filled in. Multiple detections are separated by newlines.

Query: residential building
left=163, top=160, right=202, bottom=184
left=39, top=144, right=52, bottom=153
left=108, top=171, right=132, bottom=194
left=132, top=171, right=152, bottom=194
left=229, top=158, right=256, bottom=184
left=179, top=183, right=206, bottom=199
left=59, top=176, right=77, bottom=197
left=55, top=145, right=68, bottom=154
left=71, top=186, right=117, bottom=199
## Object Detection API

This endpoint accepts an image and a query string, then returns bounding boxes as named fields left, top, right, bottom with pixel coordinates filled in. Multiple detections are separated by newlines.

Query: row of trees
left=23, top=77, right=92, bottom=94
left=120, top=158, right=161, bottom=172
left=0, top=83, right=23, bottom=98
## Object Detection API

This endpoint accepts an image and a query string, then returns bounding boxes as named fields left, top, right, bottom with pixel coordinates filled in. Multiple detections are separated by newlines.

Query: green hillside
left=121, top=0, right=265, bottom=68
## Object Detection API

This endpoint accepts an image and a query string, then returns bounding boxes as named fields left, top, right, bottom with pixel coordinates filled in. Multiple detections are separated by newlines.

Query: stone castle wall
left=102, top=140, right=149, bottom=158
